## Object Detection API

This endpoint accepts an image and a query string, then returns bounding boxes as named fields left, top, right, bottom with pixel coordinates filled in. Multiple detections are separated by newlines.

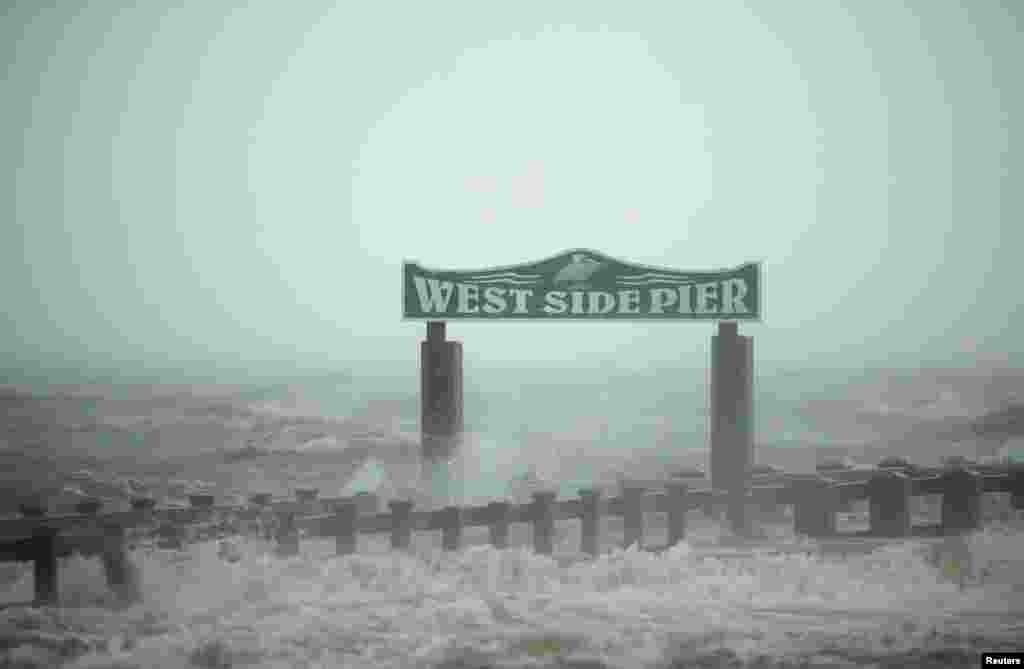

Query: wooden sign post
left=710, top=321, right=754, bottom=536
left=420, top=321, right=464, bottom=454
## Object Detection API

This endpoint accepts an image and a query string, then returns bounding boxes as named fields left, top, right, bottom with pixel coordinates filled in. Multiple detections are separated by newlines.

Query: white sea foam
left=3, top=524, right=1022, bottom=668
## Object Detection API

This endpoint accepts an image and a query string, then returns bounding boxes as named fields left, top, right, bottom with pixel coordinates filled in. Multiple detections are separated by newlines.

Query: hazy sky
left=3, top=1, right=1021, bottom=376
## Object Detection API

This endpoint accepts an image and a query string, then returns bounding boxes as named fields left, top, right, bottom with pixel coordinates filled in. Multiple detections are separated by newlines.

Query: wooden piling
left=249, top=493, right=272, bottom=507
left=792, top=477, right=837, bottom=538
left=579, top=488, right=601, bottom=557
left=353, top=491, right=380, bottom=514
left=389, top=500, right=414, bottom=551
left=19, top=496, right=47, bottom=518
left=709, top=321, right=754, bottom=495
left=328, top=502, right=357, bottom=556
left=486, top=501, right=511, bottom=549
left=100, top=523, right=139, bottom=603
left=726, top=487, right=750, bottom=538
left=130, top=496, right=156, bottom=511
left=531, top=491, right=556, bottom=555
left=940, top=467, right=982, bottom=534
left=30, top=529, right=59, bottom=605
left=156, top=521, right=185, bottom=550
left=440, top=505, right=463, bottom=551
left=868, top=470, right=911, bottom=537
left=1010, top=466, right=1024, bottom=510
left=622, top=486, right=645, bottom=549
left=275, top=511, right=299, bottom=557
left=100, top=524, right=127, bottom=586
left=75, top=498, right=103, bottom=515
left=421, top=321, right=464, bottom=453
left=189, top=494, right=215, bottom=510
left=666, top=482, right=688, bottom=547
left=295, top=488, right=320, bottom=514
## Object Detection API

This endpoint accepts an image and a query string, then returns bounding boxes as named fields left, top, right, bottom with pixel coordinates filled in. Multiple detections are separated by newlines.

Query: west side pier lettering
left=402, top=250, right=762, bottom=320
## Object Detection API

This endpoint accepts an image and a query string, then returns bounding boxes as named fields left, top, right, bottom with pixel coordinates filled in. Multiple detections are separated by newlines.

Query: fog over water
left=2, top=1, right=1022, bottom=374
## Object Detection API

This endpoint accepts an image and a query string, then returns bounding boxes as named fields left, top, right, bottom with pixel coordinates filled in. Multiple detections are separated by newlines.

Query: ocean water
left=281, top=367, right=842, bottom=506
left=3, top=364, right=1021, bottom=510
left=226, top=365, right=1018, bottom=508
left=2, top=365, right=1024, bottom=667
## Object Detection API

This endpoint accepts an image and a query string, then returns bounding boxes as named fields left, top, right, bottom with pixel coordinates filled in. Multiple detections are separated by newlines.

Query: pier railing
left=1, top=463, right=1022, bottom=605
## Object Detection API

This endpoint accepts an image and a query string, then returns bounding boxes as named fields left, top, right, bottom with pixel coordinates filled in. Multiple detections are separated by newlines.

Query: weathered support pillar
left=486, top=501, right=511, bottom=549
left=726, top=489, right=750, bottom=537
left=331, top=501, right=359, bottom=556
left=188, top=494, right=215, bottom=509
left=249, top=493, right=272, bottom=508
left=75, top=498, right=103, bottom=515
left=622, top=486, right=645, bottom=549
left=868, top=470, right=911, bottom=537
left=100, top=523, right=140, bottom=603
left=792, top=477, right=837, bottom=538
left=665, top=481, right=689, bottom=547
left=940, top=467, right=982, bottom=534
left=421, top=321, right=464, bottom=455
left=130, top=496, right=156, bottom=511
left=579, top=488, right=601, bottom=557
left=261, top=514, right=275, bottom=541
left=389, top=500, right=414, bottom=551
left=295, top=488, right=320, bottom=514
left=439, top=506, right=463, bottom=551
left=531, top=491, right=556, bottom=555
left=699, top=495, right=715, bottom=519
left=274, top=511, right=300, bottom=557
left=709, top=321, right=754, bottom=536
left=1010, top=465, right=1024, bottom=510
left=100, top=524, right=128, bottom=587
left=353, top=491, right=379, bottom=514
left=156, top=521, right=185, bottom=549
left=31, top=529, right=59, bottom=605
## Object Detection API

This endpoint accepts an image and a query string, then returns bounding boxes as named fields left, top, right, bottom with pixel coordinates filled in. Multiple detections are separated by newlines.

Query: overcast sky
left=2, top=1, right=1020, bottom=376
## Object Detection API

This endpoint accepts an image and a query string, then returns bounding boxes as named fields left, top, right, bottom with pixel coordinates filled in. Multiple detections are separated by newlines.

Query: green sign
left=402, top=249, right=762, bottom=320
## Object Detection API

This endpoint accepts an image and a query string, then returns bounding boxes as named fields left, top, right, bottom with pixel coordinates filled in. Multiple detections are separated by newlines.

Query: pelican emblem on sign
left=552, top=253, right=606, bottom=290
